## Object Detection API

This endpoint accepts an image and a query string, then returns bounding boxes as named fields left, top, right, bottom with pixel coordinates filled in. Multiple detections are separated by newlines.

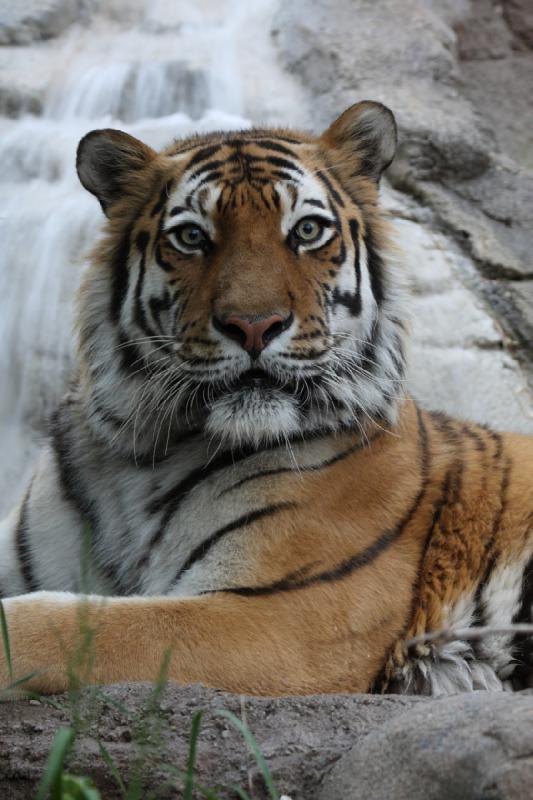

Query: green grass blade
left=228, top=786, right=253, bottom=800
left=214, top=710, right=279, bottom=800
left=0, top=599, right=13, bottom=683
left=80, top=522, right=93, bottom=595
left=148, top=647, right=172, bottom=706
left=96, top=740, right=127, bottom=795
left=124, top=776, right=143, bottom=800
left=7, top=670, right=41, bottom=689
left=61, top=774, right=101, bottom=800
left=196, top=787, right=224, bottom=800
left=36, top=726, right=76, bottom=800
left=183, top=710, right=204, bottom=800
left=0, top=670, right=42, bottom=699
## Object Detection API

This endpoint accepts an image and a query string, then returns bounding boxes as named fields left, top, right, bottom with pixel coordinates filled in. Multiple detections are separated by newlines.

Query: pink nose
left=213, top=312, right=293, bottom=358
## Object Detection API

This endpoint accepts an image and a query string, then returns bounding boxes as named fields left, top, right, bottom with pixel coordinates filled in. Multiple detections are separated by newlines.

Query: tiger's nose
left=213, top=312, right=293, bottom=359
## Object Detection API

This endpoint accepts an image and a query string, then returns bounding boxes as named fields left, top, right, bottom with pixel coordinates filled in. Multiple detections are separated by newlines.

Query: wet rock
left=478, top=279, right=533, bottom=365
left=0, top=85, right=42, bottom=118
left=383, top=189, right=533, bottom=432
left=0, top=0, right=93, bottom=45
left=391, top=169, right=533, bottom=280
left=456, top=0, right=513, bottom=60
left=319, top=691, right=533, bottom=800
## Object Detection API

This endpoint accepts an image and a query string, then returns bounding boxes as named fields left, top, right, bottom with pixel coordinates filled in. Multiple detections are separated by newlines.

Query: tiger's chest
left=68, top=427, right=333, bottom=598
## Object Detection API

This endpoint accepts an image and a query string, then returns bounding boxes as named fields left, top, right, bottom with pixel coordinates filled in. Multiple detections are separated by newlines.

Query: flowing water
left=0, top=0, right=307, bottom=514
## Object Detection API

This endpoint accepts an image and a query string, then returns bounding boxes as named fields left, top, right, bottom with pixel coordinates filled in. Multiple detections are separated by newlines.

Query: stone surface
left=383, top=186, right=533, bottom=433
left=0, top=0, right=92, bottom=45
left=319, top=691, right=533, bottom=800
left=503, top=0, right=533, bottom=52
left=0, top=685, right=531, bottom=799
left=275, top=0, right=492, bottom=180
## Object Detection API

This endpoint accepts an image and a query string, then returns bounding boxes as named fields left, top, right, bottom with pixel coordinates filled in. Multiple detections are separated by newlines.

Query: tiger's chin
left=204, top=388, right=302, bottom=449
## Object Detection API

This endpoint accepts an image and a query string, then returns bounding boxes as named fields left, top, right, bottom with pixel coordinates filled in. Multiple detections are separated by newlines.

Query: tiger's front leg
left=0, top=586, right=393, bottom=696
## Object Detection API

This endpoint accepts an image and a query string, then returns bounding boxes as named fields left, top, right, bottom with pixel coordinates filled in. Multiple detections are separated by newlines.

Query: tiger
left=0, top=101, right=531, bottom=698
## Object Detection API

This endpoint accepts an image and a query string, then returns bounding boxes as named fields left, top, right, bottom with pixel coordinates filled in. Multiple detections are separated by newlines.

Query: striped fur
left=0, top=102, right=531, bottom=696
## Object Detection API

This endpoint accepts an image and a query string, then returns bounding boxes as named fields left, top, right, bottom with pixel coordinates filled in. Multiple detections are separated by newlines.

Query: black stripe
left=364, top=226, right=385, bottom=307
left=50, top=405, right=129, bottom=591
left=220, top=408, right=430, bottom=597
left=220, top=430, right=382, bottom=496
left=133, top=231, right=157, bottom=339
left=269, top=170, right=299, bottom=182
left=511, top=553, right=533, bottom=687
left=89, top=398, right=125, bottom=429
left=316, top=170, right=345, bottom=208
left=331, top=219, right=361, bottom=316
left=473, top=455, right=511, bottom=626
left=149, top=290, right=174, bottom=335
left=169, top=205, right=187, bottom=217
left=403, top=452, right=463, bottom=646
left=303, top=198, right=326, bottom=209
left=195, top=170, right=224, bottom=189
left=145, top=445, right=265, bottom=550
left=16, top=485, right=39, bottom=592
left=110, top=223, right=133, bottom=322
left=51, top=408, right=94, bottom=523
left=258, top=155, right=303, bottom=174
left=252, top=140, right=299, bottom=157
left=150, top=185, right=168, bottom=217
left=189, top=159, right=226, bottom=181
left=144, top=423, right=369, bottom=559
left=116, top=329, right=150, bottom=375
left=155, top=243, right=173, bottom=272
left=460, top=424, right=487, bottom=453
left=248, top=134, right=303, bottom=145
left=173, top=502, right=295, bottom=585
left=186, top=144, right=222, bottom=171
left=258, top=186, right=273, bottom=211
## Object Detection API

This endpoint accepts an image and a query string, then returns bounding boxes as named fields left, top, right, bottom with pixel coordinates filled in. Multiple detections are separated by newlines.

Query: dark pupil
left=302, top=222, right=315, bottom=235
left=187, top=227, right=200, bottom=241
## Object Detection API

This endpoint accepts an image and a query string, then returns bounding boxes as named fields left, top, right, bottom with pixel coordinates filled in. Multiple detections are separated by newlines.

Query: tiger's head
left=76, top=102, right=407, bottom=454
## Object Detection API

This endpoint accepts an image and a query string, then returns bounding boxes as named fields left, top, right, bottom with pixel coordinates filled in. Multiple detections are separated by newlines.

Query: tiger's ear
left=76, top=129, right=157, bottom=215
left=320, top=101, right=397, bottom=182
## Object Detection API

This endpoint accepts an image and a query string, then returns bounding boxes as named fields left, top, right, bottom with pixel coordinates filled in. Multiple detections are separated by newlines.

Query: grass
left=0, top=596, right=286, bottom=800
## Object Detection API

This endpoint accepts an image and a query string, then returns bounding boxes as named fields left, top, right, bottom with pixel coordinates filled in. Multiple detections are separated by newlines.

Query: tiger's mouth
left=230, top=368, right=286, bottom=391
left=204, top=367, right=301, bottom=399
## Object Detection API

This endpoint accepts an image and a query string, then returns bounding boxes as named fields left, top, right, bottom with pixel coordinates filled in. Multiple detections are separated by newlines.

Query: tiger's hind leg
left=376, top=549, right=533, bottom=695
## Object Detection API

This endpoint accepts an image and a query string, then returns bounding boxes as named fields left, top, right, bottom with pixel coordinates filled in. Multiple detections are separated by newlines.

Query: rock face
left=319, top=691, right=533, bottom=800
left=275, top=0, right=533, bottom=383
left=0, top=686, right=531, bottom=799
left=0, top=0, right=92, bottom=45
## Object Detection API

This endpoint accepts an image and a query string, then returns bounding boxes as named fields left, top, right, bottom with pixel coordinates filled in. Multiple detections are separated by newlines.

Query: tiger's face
left=77, top=103, right=406, bottom=450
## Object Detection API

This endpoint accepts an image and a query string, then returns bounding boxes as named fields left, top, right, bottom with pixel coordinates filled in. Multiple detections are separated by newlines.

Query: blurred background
left=0, top=0, right=532, bottom=515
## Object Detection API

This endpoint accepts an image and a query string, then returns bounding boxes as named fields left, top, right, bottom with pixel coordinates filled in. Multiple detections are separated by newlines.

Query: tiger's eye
left=294, top=218, right=322, bottom=242
left=178, top=224, right=206, bottom=247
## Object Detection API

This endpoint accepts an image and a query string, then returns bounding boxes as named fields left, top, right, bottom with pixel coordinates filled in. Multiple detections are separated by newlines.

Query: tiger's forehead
left=161, top=136, right=335, bottom=234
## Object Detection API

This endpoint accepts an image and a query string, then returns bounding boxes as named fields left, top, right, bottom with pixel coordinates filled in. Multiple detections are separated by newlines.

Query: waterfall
left=0, top=0, right=306, bottom=514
